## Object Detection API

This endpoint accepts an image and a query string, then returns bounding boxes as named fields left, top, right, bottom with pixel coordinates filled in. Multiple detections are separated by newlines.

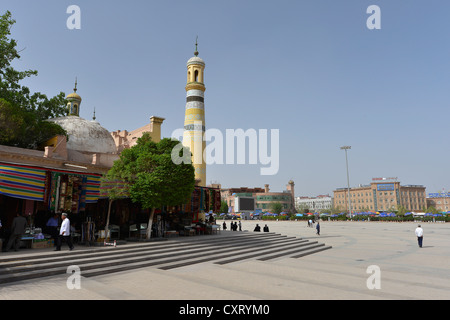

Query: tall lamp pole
left=340, top=146, right=352, bottom=217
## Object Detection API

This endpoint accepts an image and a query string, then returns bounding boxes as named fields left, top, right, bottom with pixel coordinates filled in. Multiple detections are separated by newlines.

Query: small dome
left=47, top=116, right=116, bottom=154
left=67, top=92, right=82, bottom=101
left=187, top=56, right=205, bottom=66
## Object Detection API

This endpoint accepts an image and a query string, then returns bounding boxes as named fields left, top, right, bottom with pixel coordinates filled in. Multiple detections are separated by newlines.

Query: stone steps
left=0, top=232, right=331, bottom=284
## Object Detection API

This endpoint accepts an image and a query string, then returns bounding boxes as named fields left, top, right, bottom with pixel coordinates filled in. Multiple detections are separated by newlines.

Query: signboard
left=428, top=192, right=450, bottom=198
left=377, top=183, right=395, bottom=191
left=235, top=197, right=255, bottom=212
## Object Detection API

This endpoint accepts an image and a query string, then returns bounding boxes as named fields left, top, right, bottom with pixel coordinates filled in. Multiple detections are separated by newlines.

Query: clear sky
left=3, top=0, right=450, bottom=197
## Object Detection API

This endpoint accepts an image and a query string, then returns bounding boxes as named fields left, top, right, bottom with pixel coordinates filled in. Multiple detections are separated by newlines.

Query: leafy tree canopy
left=106, top=133, right=196, bottom=238
left=270, top=202, right=283, bottom=214
left=0, top=11, right=68, bottom=149
left=106, top=133, right=196, bottom=210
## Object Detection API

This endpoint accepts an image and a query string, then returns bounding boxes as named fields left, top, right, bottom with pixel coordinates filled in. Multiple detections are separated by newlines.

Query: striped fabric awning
left=99, top=179, right=130, bottom=199
left=0, top=162, right=103, bottom=205
left=86, top=175, right=101, bottom=203
left=0, top=163, right=47, bottom=201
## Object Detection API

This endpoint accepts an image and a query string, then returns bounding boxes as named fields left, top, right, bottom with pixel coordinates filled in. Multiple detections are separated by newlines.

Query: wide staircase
left=0, top=232, right=331, bottom=284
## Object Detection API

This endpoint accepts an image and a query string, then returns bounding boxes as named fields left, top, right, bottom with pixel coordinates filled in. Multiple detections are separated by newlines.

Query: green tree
left=220, top=200, right=228, bottom=214
left=106, top=133, right=195, bottom=239
left=0, top=11, right=67, bottom=149
left=426, top=206, right=439, bottom=214
left=296, top=203, right=310, bottom=213
left=396, top=205, right=408, bottom=216
left=100, top=178, right=129, bottom=241
left=330, top=206, right=340, bottom=214
left=270, top=202, right=283, bottom=215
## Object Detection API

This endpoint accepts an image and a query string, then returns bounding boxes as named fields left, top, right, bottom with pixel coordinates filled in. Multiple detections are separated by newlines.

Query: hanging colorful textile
left=215, top=189, right=221, bottom=212
left=209, top=189, right=214, bottom=212
left=85, top=175, right=101, bottom=203
left=200, top=187, right=206, bottom=211
left=78, top=176, right=87, bottom=212
left=0, top=163, right=46, bottom=201
left=48, top=172, right=60, bottom=211
left=99, top=179, right=129, bottom=199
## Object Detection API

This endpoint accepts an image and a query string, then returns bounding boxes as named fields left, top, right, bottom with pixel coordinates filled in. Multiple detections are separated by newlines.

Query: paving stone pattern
left=0, top=232, right=330, bottom=284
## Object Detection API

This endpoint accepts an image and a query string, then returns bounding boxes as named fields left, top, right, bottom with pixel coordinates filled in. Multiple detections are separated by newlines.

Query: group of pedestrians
left=223, top=220, right=242, bottom=231
left=306, top=219, right=320, bottom=235
left=1, top=211, right=74, bottom=253
left=2, top=212, right=428, bottom=254
left=253, top=224, right=270, bottom=232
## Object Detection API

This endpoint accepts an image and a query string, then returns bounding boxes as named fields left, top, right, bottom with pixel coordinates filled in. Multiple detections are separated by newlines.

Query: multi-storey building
left=333, top=179, right=427, bottom=212
left=221, top=181, right=296, bottom=213
left=427, top=192, right=450, bottom=212
left=296, top=195, right=332, bottom=212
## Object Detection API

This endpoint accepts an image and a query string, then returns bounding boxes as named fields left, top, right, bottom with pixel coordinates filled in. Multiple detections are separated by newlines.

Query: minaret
left=66, top=78, right=82, bottom=116
left=183, top=39, right=206, bottom=186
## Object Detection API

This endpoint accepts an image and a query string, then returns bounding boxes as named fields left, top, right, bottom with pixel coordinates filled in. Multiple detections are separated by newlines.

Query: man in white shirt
left=55, top=213, right=74, bottom=251
left=415, top=224, right=424, bottom=248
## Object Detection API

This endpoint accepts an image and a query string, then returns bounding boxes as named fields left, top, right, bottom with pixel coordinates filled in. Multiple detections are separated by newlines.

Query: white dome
left=47, top=116, right=117, bottom=154
left=187, top=56, right=205, bottom=66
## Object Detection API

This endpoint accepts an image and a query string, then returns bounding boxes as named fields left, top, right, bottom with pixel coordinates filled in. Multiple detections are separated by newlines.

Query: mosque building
left=0, top=79, right=169, bottom=243
left=0, top=83, right=115, bottom=246
left=0, top=44, right=221, bottom=245
left=0, top=80, right=124, bottom=236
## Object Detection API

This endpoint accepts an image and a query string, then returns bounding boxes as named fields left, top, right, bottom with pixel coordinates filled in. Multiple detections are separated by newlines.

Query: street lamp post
left=340, top=146, right=352, bottom=217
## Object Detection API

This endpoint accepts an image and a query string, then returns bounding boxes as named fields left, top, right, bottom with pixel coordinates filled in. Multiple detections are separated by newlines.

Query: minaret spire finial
left=74, top=77, right=78, bottom=93
left=93, top=107, right=96, bottom=121
left=194, top=36, right=199, bottom=56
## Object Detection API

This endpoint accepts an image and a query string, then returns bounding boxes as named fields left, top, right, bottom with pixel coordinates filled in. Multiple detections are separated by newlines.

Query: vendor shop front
left=0, top=161, right=103, bottom=250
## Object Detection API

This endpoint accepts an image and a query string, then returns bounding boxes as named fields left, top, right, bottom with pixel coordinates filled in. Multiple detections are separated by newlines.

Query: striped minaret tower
left=183, top=39, right=206, bottom=186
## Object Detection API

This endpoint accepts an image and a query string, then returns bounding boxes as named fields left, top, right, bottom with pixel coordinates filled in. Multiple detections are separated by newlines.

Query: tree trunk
left=146, top=207, right=155, bottom=240
left=104, top=198, right=113, bottom=241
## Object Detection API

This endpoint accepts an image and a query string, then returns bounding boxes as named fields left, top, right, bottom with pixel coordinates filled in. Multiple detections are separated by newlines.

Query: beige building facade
left=333, top=180, right=427, bottom=212
left=111, top=116, right=165, bottom=153
left=426, top=192, right=450, bottom=212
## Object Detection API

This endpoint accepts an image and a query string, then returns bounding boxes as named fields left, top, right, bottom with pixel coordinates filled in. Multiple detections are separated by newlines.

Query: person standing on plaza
left=316, top=222, right=320, bottom=236
left=5, top=212, right=28, bottom=252
left=55, top=212, right=74, bottom=251
left=415, top=224, right=424, bottom=248
left=238, top=220, right=242, bottom=231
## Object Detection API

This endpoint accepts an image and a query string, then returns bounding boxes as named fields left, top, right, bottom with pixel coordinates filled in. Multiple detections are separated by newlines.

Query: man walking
left=415, top=224, right=424, bottom=248
left=55, top=212, right=74, bottom=251
left=5, top=212, right=28, bottom=252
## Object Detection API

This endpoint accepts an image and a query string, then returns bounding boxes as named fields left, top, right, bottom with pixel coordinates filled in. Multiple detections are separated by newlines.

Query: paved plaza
left=0, top=220, right=449, bottom=300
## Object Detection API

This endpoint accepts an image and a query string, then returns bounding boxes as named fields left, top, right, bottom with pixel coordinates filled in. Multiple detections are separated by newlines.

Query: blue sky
left=3, top=0, right=450, bottom=197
